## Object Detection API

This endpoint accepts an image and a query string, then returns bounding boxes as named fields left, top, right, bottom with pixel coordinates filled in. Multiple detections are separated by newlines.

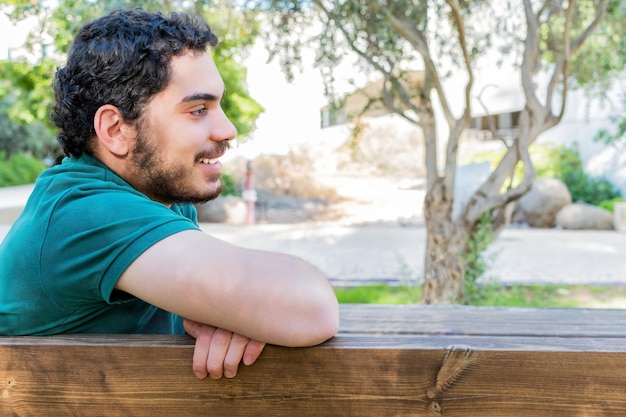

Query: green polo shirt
left=0, top=154, right=200, bottom=335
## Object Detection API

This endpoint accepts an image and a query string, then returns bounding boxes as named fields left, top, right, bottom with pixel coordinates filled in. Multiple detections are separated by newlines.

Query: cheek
left=172, top=122, right=207, bottom=146
left=157, top=123, right=202, bottom=155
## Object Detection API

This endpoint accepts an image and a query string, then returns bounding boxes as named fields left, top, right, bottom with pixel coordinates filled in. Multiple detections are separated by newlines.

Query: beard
left=130, top=128, right=228, bottom=205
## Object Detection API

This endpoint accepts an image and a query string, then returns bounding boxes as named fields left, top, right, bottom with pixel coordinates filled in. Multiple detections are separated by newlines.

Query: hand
left=183, top=318, right=266, bottom=380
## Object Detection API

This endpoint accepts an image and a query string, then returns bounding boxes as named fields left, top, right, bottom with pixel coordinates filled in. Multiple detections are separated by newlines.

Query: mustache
left=196, top=141, right=230, bottom=160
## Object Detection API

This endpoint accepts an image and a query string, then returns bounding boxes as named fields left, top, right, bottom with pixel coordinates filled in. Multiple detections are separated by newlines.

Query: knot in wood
left=430, top=401, right=442, bottom=414
left=427, top=345, right=476, bottom=399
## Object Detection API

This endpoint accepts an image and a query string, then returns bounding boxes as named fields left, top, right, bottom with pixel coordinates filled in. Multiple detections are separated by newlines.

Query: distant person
left=0, top=9, right=339, bottom=380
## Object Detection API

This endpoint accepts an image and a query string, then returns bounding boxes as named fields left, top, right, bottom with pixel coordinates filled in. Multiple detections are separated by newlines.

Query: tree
left=255, top=0, right=621, bottom=303
left=0, top=0, right=264, bottom=159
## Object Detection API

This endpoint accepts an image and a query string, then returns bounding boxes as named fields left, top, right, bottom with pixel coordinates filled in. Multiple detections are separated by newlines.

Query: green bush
left=599, top=198, right=626, bottom=213
left=463, top=211, right=495, bottom=305
left=0, top=153, right=46, bottom=187
left=0, top=163, right=19, bottom=186
left=220, top=172, right=238, bottom=197
left=549, top=144, right=621, bottom=206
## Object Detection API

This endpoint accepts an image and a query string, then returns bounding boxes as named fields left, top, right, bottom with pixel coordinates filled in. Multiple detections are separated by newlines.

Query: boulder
left=555, top=203, right=615, bottom=230
left=517, top=177, right=572, bottom=228
left=195, top=196, right=247, bottom=224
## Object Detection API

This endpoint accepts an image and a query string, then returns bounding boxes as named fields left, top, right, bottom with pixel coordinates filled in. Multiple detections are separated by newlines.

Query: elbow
left=291, top=292, right=340, bottom=347
left=311, top=299, right=340, bottom=345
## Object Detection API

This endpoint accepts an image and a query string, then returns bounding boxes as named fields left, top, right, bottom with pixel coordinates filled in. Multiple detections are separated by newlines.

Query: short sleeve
left=40, top=186, right=200, bottom=309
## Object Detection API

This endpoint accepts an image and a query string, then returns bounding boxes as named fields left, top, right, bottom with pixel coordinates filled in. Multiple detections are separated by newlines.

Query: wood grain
left=3, top=305, right=626, bottom=416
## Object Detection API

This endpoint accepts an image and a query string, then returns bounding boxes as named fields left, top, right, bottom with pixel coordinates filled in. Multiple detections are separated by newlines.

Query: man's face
left=127, top=51, right=237, bottom=205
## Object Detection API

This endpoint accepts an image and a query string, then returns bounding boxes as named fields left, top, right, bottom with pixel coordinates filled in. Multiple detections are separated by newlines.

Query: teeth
left=200, top=158, right=218, bottom=164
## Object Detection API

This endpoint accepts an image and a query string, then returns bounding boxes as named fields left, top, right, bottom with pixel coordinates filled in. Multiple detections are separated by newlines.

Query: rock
left=556, top=203, right=615, bottom=230
left=517, top=177, right=572, bottom=228
left=195, top=196, right=247, bottom=224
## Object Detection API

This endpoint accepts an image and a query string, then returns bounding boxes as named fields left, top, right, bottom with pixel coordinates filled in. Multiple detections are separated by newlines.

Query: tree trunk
left=421, top=177, right=467, bottom=304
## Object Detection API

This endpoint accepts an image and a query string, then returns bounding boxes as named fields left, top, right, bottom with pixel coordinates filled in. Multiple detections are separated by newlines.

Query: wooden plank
left=3, top=305, right=626, bottom=416
left=339, top=304, right=626, bottom=337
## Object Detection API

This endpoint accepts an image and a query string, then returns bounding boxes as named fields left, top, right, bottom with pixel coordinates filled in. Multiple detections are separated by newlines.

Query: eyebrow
left=179, top=89, right=226, bottom=104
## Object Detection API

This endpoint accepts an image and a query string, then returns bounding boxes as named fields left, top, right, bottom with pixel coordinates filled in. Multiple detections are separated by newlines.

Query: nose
left=211, top=108, right=238, bottom=142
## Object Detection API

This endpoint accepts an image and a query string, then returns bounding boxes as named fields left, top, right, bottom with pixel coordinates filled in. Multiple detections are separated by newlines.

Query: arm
left=116, top=230, right=339, bottom=347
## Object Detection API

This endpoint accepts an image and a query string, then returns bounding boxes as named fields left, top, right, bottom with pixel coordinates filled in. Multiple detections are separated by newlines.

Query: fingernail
left=224, top=370, right=235, bottom=378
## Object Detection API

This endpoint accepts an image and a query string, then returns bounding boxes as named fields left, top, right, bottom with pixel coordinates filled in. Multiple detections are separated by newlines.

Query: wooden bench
left=3, top=304, right=626, bottom=416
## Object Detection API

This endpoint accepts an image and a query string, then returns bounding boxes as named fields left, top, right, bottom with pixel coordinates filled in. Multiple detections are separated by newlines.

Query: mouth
left=198, top=157, right=221, bottom=165
left=197, top=143, right=229, bottom=168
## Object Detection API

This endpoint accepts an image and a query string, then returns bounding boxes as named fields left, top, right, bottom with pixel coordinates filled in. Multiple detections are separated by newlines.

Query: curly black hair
left=51, top=9, right=218, bottom=157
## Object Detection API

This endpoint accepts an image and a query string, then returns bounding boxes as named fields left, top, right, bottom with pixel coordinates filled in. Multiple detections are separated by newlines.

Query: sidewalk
left=203, top=223, right=626, bottom=286
left=3, top=184, right=626, bottom=286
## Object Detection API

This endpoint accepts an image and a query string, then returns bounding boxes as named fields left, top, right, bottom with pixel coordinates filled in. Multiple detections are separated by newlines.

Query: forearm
left=118, top=230, right=339, bottom=347
left=183, top=248, right=339, bottom=347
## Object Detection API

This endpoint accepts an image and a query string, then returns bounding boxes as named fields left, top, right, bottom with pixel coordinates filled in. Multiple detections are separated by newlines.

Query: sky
left=0, top=13, right=37, bottom=59
left=240, top=40, right=328, bottom=156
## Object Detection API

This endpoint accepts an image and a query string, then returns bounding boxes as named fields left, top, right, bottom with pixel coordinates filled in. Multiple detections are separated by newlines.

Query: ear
left=93, top=104, right=134, bottom=157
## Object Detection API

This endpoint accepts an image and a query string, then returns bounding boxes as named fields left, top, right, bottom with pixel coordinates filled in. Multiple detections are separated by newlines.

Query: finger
left=206, top=328, right=232, bottom=379
left=223, top=333, right=249, bottom=378
left=243, top=340, right=266, bottom=366
left=191, top=324, right=216, bottom=380
left=183, top=318, right=200, bottom=338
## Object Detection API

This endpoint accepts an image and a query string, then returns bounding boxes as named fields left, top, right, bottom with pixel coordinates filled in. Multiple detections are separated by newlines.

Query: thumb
left=183, top=318, right=201, bottom=338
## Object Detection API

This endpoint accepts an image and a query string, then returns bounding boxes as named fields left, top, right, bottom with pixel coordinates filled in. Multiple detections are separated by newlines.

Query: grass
left=334, top=283, right=626, bottom=308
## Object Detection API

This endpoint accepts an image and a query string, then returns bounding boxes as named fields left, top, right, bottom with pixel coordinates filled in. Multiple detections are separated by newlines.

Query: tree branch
left=379, top=3, right=456, bottom=126
left=313, top=0, right=422, bottom=121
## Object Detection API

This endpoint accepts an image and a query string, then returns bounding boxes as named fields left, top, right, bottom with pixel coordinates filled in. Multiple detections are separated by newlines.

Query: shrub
left=599, top=198, right=626, bottom=213
left=550, top=144, right=621, bottom=206
left=462, top=210, right=495, bottom=305
left=220, top=172, right=238, bottom=197
left=0, top=153, right=46, bottom=187
left=0, top=163, right=19, bottom=186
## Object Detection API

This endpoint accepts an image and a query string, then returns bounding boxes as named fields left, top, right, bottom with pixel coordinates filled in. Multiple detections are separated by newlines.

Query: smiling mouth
left=199, top=157, right=220, bottom=165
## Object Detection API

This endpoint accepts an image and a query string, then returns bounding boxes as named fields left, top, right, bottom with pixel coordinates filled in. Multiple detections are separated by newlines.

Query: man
left=0, top=9, right=339, bottom=380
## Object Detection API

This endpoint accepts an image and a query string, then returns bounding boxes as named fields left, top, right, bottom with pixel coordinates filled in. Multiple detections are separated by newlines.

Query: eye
left=190, top=106, right=208, bottom=116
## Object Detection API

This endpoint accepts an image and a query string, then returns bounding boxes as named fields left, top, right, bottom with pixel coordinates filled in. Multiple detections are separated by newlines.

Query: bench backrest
left=3, top=304, right=626, bottom=416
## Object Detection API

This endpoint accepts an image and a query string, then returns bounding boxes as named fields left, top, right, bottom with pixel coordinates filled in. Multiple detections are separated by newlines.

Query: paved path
left=3, top=184, right=626, bottom=286
left=203, top=223, right=626, bottom=286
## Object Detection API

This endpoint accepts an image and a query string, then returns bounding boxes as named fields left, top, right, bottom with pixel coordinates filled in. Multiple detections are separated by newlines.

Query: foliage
left=0, top=153, right=46, bottom=187
left=598, top=197, right=626, bottom=213
left=462, top=210, right=495, bottom=305
left=588, top=1, right=626, bottom=145
left=0, top=95, right=57, bottom=160
left=549, top=144, right=621, bottom=205
left=220, top=172, right=238, bottom=196
left=470, top=284, right=576, bottom=308
left=0, top=60, right=57, bottom=128
left=334, top=283, right=582, bottom=308
left=334, top=283, right=423, bottom=304
left=595, top=91, right=626, bottom=145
